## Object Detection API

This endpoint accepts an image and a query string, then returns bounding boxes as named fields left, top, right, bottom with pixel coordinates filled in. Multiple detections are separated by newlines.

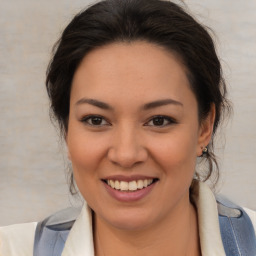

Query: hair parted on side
left=46, top=0, right=231, bottom=194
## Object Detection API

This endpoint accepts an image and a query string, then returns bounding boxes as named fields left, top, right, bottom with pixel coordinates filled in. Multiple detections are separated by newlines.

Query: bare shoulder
left=0, top=222, right=37, bottom=256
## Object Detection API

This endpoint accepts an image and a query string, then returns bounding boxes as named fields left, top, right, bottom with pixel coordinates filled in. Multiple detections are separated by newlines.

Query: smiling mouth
left=103, top=178, right=159, bottom=192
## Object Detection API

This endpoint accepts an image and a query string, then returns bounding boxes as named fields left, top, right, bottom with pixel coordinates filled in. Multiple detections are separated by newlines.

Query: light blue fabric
left=33, top=207, right=80, bottom=256
left=33, top=198, right=256, bottom=256
left=34, top=225, right=69, bottom=256
left=217, top=196, right=256, bottom=256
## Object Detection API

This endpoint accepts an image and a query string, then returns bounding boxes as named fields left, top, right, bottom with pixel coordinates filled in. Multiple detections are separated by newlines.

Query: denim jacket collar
left=62, top=181, right=226, bottom=256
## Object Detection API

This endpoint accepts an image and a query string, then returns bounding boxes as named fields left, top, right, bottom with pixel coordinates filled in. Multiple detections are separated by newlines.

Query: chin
left=99, top=208, right=158, bottom=231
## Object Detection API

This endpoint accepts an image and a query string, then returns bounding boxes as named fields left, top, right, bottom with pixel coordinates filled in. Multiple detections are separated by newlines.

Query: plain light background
left=0, top=0, right=255, bottom=226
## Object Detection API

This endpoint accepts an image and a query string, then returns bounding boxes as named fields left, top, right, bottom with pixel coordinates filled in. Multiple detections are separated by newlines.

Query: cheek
left=67, top=129, right=109, bottom=203
left=150, top=128, right=198, bottom=174
left=67, top=127, right=109, bottom=177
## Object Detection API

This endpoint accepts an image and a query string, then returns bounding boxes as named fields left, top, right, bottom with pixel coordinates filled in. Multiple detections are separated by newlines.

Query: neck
left=93, top=193, right=200, bottom=256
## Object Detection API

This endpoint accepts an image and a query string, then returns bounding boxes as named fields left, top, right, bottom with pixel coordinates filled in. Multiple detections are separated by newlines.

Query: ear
left=197, top=104, right=216, bottom=156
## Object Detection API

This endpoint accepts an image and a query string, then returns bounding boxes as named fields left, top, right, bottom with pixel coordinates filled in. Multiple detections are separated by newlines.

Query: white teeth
left=106, top=179, right=154, bottom=191
left=110, top=180, right=115, bottom=189
left=129, top=181, right=137, bottom=191
left=120, top=181, right=129, bottom=191
left=137, top=180, right=144, bottom=189
left=114, top=180, right=120, bottom=190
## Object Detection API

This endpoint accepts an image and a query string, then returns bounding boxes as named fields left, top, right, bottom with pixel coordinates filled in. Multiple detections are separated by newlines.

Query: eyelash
left=80, top=115, right=177, bottom=127
left=80, top=115, right=111, bottom=127
left=144, top=115, right=177, bottom=127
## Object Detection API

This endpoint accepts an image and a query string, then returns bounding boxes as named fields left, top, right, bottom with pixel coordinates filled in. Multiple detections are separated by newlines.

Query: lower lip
left=103, top=181, right=157, bottom=202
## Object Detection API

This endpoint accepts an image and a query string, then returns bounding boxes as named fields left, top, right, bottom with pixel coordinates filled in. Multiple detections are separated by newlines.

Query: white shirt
left=1, top=181, right=256, bottom=256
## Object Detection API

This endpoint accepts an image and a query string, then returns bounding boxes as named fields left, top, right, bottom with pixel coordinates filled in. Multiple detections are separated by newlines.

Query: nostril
left=107, top=144, right=148, bottom=168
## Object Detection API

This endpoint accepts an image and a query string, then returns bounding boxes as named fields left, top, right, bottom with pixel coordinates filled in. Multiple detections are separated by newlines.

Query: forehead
left=71, top=41, right=195, bottom=108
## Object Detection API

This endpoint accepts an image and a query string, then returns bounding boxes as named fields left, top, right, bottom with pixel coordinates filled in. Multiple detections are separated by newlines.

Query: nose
left=107, top=125, right=148, bottom=169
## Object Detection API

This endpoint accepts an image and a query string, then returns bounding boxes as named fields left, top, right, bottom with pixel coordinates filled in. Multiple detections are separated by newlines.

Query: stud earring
left=202, top=146, right=208, bottom=154
left=199, top=146, right=208, bottom=157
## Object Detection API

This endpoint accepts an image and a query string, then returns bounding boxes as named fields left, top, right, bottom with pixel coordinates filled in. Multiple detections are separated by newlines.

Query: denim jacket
left=1, top=182, right=255, bottom=256
left=33, top=186, right=256, bottom=256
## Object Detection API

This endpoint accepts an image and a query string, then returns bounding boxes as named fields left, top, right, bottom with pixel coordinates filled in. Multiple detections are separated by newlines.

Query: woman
left=1, top=0, right=256, bottom=255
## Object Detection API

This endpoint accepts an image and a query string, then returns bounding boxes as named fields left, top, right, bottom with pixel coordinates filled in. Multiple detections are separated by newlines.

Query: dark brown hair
left=46, top=0, right=230, bottom=193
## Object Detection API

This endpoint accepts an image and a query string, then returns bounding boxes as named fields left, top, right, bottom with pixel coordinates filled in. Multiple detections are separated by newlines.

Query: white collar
left=62, top=181, right=226, bottom=256
left=191, top=181, right=226, bottom=256
left=61, top=204, right=94, bottom=256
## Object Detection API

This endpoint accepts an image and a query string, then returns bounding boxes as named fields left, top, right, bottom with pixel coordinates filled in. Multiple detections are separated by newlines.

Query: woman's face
left=67, top=42, right=213, bottom=230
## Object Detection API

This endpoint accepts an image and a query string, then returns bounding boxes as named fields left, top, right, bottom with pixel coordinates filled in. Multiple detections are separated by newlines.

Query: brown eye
left=90, top=117, right=103, bottom=125
left=145, top=115, right=176, bottom=127
left=152, top=116, right=165, bottom=126
left=81, top=115, right=110, bottom=126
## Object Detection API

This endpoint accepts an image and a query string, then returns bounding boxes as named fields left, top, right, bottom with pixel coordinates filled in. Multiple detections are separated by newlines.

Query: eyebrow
left=75, top=98, right=183, bottom=110
left=75, top=98, right=113, bottom=110
left=143, top=99, right=183, bottom=110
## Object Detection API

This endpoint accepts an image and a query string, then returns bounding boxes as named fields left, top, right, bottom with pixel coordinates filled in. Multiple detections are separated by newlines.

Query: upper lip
left=102, top=175, right=158, bottom=182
